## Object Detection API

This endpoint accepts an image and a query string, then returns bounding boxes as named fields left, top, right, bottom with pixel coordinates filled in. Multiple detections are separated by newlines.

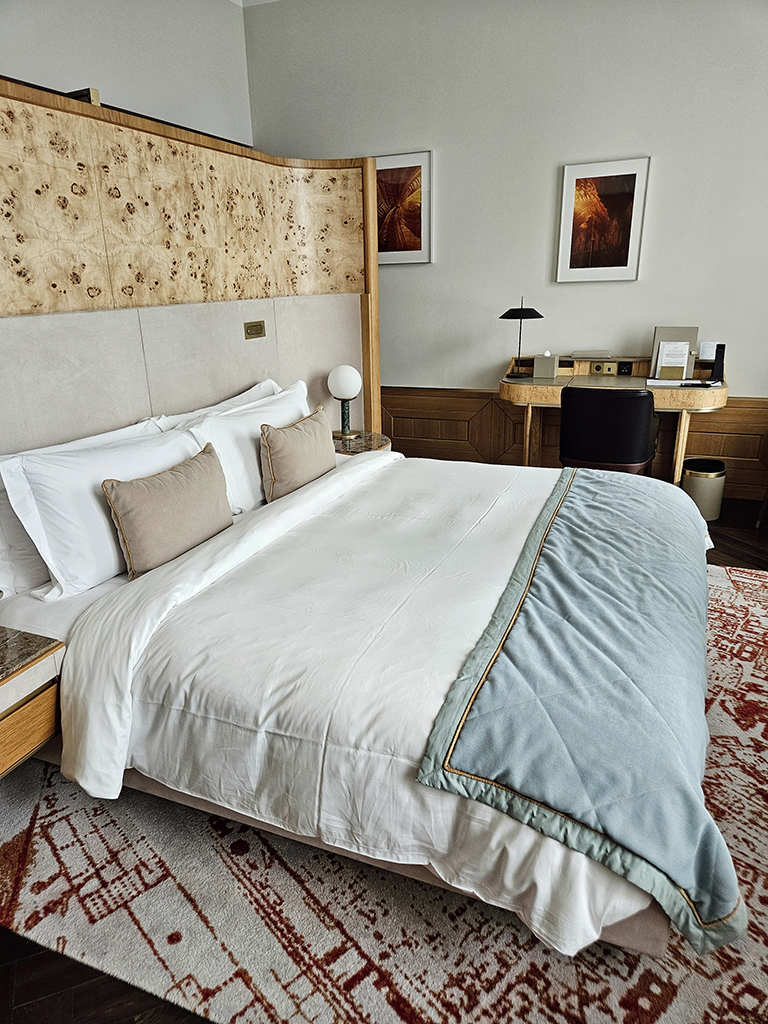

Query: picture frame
left=375, top=151, right=432, bottom=264
left=650, top=326, right=698, bottom=379
left=556, top=157, right=650, bottom=282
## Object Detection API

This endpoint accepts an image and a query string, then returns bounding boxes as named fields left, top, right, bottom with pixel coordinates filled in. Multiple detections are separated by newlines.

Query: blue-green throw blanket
left=417, top=468, right=746, bottom=954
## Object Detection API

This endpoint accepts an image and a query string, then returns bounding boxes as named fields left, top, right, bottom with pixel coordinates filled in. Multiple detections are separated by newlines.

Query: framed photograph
left=650, top=326, right=698, bottom=379
left=375, top=151, right=432, bottom=264
left=556, top=157, right=649, bottom=282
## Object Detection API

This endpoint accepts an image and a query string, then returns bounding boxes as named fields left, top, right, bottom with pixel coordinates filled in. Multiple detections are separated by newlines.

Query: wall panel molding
left=381, top=388, right=523, bottom=463
left=382, top=387, right=768, bottom=500
left=685, top=397, right=768, bottom=499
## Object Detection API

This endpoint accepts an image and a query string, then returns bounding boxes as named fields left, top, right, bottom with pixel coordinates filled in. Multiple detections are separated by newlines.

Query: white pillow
left=186, top=381, right=311, bottom=513
left=154, top=378, right=282, bottom=430
left=0, top=419, right=162, bottom=599
left=0, top=430, right=200, bottom=600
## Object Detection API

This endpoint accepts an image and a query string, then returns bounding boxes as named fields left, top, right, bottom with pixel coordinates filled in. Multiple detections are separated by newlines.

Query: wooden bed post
left=361, top=157, right=382, bottom=433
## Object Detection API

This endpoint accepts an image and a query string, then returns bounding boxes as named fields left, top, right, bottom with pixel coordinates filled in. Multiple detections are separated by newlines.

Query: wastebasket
left=682, top=457, right=726, bottom=521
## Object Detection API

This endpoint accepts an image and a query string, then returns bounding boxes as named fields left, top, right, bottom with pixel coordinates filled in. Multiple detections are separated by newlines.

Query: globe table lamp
left=500, top=298, right=543, bottom=379
left=327, top=364, right=362, bottom=439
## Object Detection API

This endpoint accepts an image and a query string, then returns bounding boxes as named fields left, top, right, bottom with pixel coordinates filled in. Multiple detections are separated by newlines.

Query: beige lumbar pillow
left=102, top=442, right=233, bottom=579
left=260, top=406, right=336, bottom=502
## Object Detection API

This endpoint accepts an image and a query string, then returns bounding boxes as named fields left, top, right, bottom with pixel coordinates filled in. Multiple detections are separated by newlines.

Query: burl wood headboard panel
left=0, top=77, right=380, bottom=430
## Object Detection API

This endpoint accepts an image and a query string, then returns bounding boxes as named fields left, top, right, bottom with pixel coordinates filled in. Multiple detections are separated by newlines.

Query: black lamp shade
left=499, top=307, right=543, bottom=320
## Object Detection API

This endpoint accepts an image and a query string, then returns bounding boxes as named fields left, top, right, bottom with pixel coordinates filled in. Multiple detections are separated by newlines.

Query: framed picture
left=556, top=157, right=649, bottom=282
left=650, top=326, right=698, bottom=379
left=375, top=151, right=432, bottom=264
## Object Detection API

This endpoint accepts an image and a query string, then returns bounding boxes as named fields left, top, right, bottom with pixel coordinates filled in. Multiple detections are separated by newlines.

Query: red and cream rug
left=1, top=565, right=766, bottom=1023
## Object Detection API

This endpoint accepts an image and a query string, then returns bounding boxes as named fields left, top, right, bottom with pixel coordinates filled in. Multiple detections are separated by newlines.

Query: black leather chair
left=559, top=386, right=660, bottom=475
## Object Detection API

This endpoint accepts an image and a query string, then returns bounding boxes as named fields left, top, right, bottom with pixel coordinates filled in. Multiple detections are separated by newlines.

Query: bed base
left=34, top=743, right=670, bottom=957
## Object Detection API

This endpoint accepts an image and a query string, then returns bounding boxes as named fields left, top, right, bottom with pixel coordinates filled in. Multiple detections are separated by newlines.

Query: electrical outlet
left=618, top=361, right=634, bottom=376
left=244, top=320, right=266, bottom=339
left=590, top=361, right=617, bottom=375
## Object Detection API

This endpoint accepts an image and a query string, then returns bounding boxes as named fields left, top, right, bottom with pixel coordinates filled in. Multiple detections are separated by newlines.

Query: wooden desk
left=499, top=374, right=728, bottom=484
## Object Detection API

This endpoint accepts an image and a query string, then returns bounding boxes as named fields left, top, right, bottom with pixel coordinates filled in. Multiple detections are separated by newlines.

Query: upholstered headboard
left=0, top=77, right=380, bottom=453
left=0, top=293, right=366, bottom=455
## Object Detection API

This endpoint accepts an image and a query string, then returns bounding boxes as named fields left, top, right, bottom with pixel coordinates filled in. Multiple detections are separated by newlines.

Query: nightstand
left=0, top=626, right=64, bottom=778
left=334, top=431, right=391, bottom=456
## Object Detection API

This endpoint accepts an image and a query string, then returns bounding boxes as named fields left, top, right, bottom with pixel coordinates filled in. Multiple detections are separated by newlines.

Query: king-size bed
left=0, top=75, right=745, bottom=961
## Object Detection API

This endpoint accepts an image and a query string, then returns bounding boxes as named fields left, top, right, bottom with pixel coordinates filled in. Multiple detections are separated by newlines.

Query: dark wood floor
left=2, top=497, right=767, bottom=1022
left=0, top=927, right=200, bottom=1022
left=706, top=497, right=768, bottom=571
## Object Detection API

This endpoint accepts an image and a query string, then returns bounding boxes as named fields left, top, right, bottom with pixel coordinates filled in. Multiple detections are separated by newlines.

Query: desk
left=499, top=375, right=728, bottom=484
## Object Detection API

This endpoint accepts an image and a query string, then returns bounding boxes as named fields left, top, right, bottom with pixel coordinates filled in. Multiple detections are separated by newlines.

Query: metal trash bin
left=682, top=457, right=726, bottom=521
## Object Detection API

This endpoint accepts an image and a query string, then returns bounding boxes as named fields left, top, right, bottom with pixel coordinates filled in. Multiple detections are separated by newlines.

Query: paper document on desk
left=646, top=379, right=723, bottom=388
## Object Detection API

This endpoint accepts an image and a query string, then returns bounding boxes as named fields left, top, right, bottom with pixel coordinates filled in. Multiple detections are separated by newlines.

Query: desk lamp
left=500, top=298, right=543, bottom=379
left=327, top=364, right=362, bottom=438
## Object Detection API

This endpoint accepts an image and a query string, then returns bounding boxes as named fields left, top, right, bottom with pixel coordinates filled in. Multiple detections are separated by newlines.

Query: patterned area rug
left=1, top=565, right=766, bottom=1024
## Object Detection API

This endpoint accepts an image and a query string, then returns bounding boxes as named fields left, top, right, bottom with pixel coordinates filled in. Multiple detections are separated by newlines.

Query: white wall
left=0, top=0, right=253, bottom=146
left=244, top=0, right=768, bottom=398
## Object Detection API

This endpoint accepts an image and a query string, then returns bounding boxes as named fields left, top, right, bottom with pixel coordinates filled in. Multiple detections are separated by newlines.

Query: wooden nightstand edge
left=0, top=681, right=60, bottom=778
left=0, top=731, right=62, bottom=780
left=0, top=642, right=65, bottom=688
left=0, top=676, right=59, bottom=723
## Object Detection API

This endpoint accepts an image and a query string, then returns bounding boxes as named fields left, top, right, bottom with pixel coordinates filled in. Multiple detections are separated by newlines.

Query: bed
left=0, top=77, right=745, bottom=960
left=0, top=372, right=745, bottom=959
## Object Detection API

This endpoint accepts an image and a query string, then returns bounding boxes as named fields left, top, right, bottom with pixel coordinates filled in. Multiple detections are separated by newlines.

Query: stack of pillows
left=0, top=379, right=338, bottom=600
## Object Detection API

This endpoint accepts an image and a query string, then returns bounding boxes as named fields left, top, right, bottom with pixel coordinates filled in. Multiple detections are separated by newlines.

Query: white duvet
left=60, top=451, right=651, bottom=954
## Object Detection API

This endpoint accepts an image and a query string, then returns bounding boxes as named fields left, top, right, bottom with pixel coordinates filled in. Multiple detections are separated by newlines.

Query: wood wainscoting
left=381, top=388, right=768, bottom=500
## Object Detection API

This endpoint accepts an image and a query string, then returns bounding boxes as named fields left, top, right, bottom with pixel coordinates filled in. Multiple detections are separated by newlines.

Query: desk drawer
left=0, top=680, right=60, bottom=777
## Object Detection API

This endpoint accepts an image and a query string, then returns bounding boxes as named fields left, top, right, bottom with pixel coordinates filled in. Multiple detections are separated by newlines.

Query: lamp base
left=333, top=429, right=361, bottom=439
left=504, top=371, right=531, bottom=379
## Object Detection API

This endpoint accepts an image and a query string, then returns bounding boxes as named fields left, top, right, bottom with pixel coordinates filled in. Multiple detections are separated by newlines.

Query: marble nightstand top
left=0, top=626, right=63, bottom=686
left=333, top=431, right=391, bottom=455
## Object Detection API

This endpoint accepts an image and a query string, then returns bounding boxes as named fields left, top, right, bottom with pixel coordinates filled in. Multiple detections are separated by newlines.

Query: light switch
left=244, top=320, right=266, bottom=339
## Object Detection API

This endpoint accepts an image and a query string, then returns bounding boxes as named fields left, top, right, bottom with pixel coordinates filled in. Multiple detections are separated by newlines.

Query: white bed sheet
left=0, top=575, right=128, bottom=641
left=58, top=451, right=652, bottom=955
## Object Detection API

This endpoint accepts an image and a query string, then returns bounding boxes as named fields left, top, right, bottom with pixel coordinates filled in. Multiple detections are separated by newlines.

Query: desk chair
left=559, top=387, right=660, bottom=475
